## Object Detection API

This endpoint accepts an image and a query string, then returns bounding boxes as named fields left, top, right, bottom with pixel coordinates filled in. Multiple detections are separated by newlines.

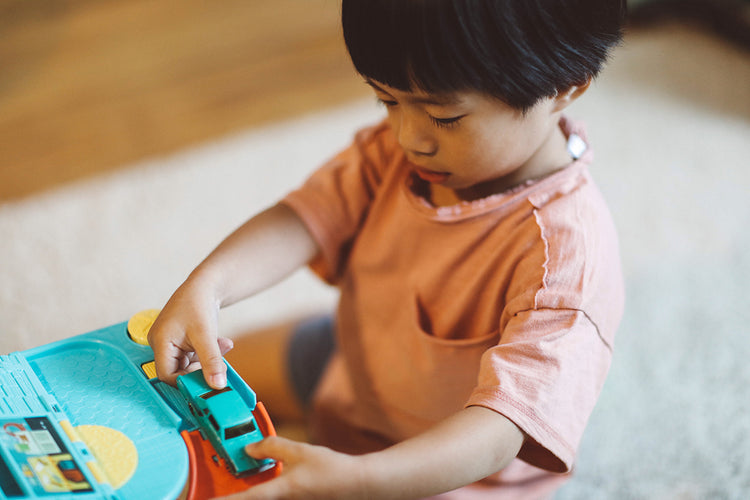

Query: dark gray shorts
left=287, top=315, right=335, bottom=408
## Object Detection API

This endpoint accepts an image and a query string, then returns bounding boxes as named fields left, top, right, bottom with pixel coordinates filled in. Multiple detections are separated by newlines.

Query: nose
left=396, top=114, right=437, bottom=157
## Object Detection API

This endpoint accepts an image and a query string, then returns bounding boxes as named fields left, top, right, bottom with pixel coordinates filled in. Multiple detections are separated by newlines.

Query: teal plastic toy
left=177, top=367, right=274, bottom=476
left=0, top=313, right=279, bottom=499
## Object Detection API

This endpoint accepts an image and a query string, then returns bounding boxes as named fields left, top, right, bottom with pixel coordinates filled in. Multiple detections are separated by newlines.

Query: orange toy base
left=183, top=402, right=282, bottom=499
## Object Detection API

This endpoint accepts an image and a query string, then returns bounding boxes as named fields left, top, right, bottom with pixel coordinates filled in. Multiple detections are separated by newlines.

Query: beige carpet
left=2, top=26, right=749, bottom=498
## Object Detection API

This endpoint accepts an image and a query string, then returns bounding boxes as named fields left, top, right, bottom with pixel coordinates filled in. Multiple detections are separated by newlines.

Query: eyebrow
left=365, top=79, right=463, bottom=106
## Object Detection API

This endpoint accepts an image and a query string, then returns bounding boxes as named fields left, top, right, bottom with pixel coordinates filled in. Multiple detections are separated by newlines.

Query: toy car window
left=225, top=420, right=257, bottom=440
left=199, top=387, right=232, bottom=400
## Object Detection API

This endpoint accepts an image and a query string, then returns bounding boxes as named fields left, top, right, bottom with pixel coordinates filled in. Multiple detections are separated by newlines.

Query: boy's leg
left=225, top=315, right=335, bottom=425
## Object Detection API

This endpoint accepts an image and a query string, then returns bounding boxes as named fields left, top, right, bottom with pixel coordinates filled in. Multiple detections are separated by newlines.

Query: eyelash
left=376, top=97, right=398, bottom=108
left=429, top=115, right=463, bottom=129
left=376, top=98, right=464, bottom=129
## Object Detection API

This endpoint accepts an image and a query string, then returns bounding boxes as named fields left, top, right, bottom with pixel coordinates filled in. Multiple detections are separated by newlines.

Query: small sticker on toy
left=0, top=417, right=94, bottom=495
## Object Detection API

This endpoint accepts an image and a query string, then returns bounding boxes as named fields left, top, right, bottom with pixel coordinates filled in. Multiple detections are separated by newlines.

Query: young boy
left=149, top=1, right=626, bottom=498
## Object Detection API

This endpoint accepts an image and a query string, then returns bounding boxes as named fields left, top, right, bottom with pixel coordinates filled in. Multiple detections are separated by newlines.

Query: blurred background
left=0, top=0, right=368, bottom=200
left=1, top=1, right=749, bottom=498
left=1, top=0, right=747, bottom=201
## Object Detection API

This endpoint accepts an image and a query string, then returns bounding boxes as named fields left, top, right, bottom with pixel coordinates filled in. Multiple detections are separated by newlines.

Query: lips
left=413, top=166, right=451, bottom=184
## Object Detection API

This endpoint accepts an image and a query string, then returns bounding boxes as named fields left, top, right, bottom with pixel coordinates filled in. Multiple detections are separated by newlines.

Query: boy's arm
left=148, top=203, right=318, bottom=388
left=230, top=405, right=524, bottom=500
left=361, top=405, right=524, bottom=497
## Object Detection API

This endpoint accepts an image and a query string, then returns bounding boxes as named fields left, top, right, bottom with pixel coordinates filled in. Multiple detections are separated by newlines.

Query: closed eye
left=429, top=114, right=465, bottom=129
left=376, top=97, right=398, bottom=107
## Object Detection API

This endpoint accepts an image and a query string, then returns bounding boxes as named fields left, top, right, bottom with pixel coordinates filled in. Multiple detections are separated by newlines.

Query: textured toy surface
left=0, top=314, right=279, bottom=499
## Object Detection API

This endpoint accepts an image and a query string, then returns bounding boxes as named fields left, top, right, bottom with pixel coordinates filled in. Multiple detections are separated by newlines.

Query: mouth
left=412, top=166, right=451, bottom=184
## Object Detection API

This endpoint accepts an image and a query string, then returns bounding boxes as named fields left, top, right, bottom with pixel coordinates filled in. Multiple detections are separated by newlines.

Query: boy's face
left=367, top=78, right=577, bottom=202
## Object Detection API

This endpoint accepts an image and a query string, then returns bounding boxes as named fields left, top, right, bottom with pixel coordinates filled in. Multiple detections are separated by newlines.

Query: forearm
left=188, top=203, right=318, bottom=307
left=359, top=406, right=524, bottom=499
left=148, top=202, right=319, bottom=387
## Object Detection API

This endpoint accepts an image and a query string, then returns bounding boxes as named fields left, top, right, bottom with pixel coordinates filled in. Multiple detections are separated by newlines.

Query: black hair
left=342, top=0, right=626, bottom=111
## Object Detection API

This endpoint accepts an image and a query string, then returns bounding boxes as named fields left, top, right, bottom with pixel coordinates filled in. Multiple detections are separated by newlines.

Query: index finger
left=147, top=318, right=191, bottom=386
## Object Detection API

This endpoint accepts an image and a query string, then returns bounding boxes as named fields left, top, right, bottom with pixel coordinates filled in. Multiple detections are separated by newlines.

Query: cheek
left=384, top=109, right=399, bottom=133
left=468, top=132, right=516, bottom=169
left=478, top=120, right=540, bottom=163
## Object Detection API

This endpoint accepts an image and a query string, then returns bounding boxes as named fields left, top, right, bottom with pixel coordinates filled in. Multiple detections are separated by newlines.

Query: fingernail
left=210, top=374, right=227, bottom=389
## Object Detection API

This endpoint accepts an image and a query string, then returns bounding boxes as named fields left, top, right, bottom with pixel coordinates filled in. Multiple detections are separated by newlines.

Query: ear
left=552, top=78, right=592, bottom=112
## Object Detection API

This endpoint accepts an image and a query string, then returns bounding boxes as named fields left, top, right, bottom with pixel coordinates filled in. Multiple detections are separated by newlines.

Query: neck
left=434, top=122, right=572, bottom=206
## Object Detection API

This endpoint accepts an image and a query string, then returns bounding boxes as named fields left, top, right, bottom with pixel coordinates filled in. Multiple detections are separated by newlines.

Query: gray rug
left=2, top=26, right=748, bottom=499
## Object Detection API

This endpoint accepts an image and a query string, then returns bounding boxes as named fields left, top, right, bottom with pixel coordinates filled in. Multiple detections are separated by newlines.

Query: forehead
left=365, top=78, right=464, bottom=106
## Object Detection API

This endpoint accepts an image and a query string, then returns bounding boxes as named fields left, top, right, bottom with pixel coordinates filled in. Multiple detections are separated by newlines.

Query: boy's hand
left=215, top=437, right=368, bottom=500
left=148, top=279, right=234, bottom=389
left=148, top=204, right=319, bottom=390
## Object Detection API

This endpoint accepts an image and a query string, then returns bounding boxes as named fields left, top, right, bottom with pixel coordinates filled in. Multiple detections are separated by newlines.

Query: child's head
left=342, top=0, right=626, bottom=112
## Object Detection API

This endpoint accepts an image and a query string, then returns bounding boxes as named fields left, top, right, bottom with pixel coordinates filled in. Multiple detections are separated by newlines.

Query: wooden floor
left=0, top=0, right=370, bottom=201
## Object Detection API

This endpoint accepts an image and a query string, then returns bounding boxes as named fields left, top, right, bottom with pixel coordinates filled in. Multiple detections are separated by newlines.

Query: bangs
left=341, top=0, right=494, bottom=93
left=342, top=0, right=626, bottom=111
left=342, top=0, right=541, bottom=108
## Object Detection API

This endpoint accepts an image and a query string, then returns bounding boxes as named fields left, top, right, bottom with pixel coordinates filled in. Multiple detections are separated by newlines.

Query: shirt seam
left=511, top=306, right=613, bottom=353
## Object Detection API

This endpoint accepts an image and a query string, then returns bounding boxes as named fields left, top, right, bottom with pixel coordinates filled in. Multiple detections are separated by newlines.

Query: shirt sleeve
left=281, top=121, right=394, bottom=284
left=467, top=178, right=623, bottom=474
left=467, top=307, right=612, bottom=473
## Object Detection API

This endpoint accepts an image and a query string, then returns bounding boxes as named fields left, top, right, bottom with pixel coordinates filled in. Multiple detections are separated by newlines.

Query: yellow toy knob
left=127, top=309, right=161, bottom=346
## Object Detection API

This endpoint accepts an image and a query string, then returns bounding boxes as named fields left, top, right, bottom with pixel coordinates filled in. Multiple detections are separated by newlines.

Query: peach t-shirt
left=282, top=117, right=624, bottom=498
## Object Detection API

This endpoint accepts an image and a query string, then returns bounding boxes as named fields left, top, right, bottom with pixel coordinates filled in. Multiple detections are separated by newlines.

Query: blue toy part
left=1, top=322, right=189, bottom=500
left=177, top=366, right=274, bottom=476
left=1, top=315, right=278, bottom=499
left=0, top=354, right=117, bottom=499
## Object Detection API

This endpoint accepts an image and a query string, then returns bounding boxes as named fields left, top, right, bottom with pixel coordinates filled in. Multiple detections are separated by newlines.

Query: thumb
left=193, top=335, right=230, bottom=389
left=245, top=436, right=301, bottom=464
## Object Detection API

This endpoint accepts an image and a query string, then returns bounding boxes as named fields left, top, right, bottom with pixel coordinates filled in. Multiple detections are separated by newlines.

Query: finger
left=148, top=320, right=188, bottom=386
left=235, top=476, right=291, bottom=500
left=217, top=336, right=235, bottom=356
left=152, top=348, right=183, bottom=386
left=214, top=476, right=289, bottom=500
left=244, top=436, right=302, bottom=464
left=191, top=333, right=229, bottom=389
